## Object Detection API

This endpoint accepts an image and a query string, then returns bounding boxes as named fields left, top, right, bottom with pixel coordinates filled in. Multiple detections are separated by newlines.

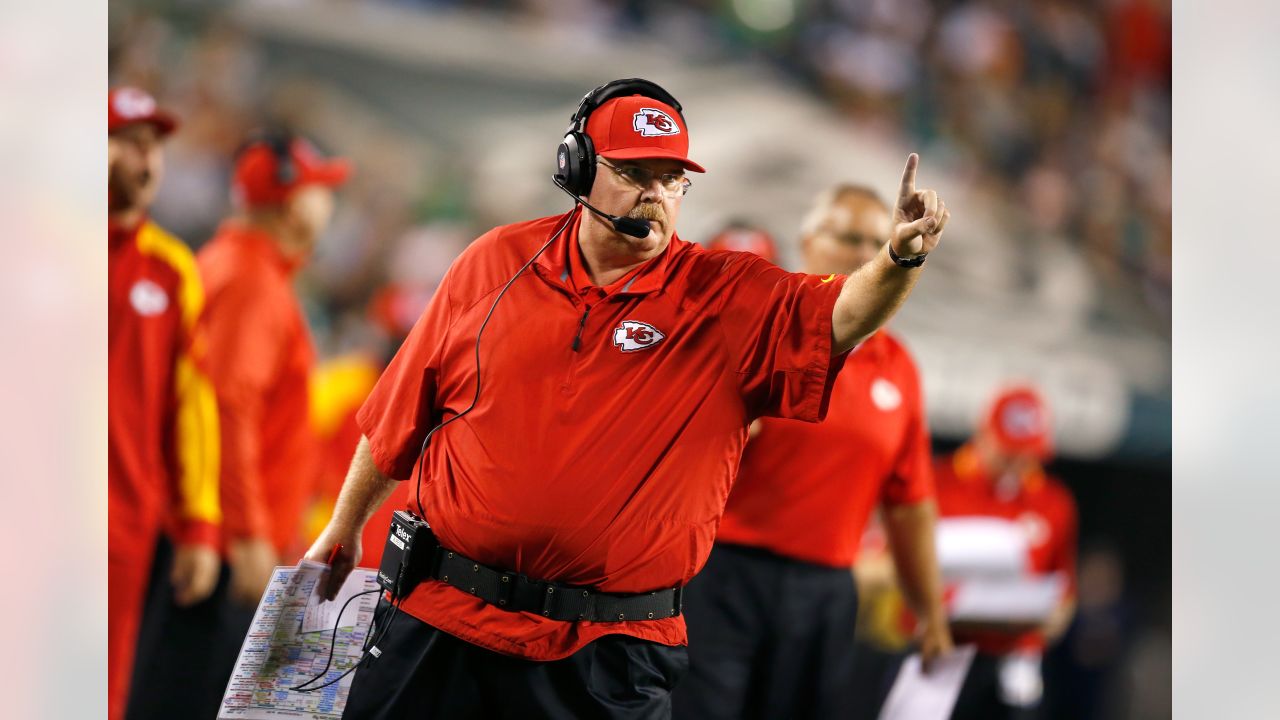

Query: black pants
left=950, top=652, right=1042, bottom=720
left=345, top=602, right=689, bottom=719
left=126, top=537, right=255, bottom=720
left=671, top=543, right=859, bottom=720
left=846, top=641, right=908, bottom=720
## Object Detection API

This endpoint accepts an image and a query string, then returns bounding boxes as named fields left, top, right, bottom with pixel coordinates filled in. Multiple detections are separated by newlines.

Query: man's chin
left=626, top=229, right=667, bottom=257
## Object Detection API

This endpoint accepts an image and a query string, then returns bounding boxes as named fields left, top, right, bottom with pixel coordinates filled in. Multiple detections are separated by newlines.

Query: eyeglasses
left=598, top=158, right=692, bottom=197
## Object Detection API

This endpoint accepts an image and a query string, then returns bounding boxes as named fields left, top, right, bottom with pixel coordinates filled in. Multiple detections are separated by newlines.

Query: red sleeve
left=356, top=264, right=458, bottom=480
left=880, top=354, right=935, bottom=507
left=202, top=272, right=284, bottom=541
left=716, top=253, right=847, bottom=422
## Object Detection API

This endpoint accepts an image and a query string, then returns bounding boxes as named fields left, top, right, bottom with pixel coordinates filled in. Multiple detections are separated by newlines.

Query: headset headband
left=236, top=129, right=297, bottom=186
left=567, top=79, right=684, bottom=133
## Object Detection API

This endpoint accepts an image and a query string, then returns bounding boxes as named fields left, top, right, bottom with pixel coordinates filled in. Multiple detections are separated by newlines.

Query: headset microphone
left=552, top=176, right=652, bottom=239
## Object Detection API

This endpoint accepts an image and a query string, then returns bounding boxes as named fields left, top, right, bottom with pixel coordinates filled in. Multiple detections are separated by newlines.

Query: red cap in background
left=109, top=87, right=178, bottom=136
left=233, top=136, right=351, bottom=207
left=585, top=95, right=706, bottom=173
left=706, top=225, right=778, bottom=264
left=984, top=386, right=1053, bottom=460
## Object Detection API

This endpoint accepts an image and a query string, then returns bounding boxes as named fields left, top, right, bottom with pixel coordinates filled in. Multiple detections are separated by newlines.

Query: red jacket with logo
left=717, top=330, right=934, bottom=567
left=198, top=222, right=318, bottom=556
left=109, top=218, right=221, bottom=554
left=357, top=209, right=848, bottom=660
left=934, top=445, right=1078, bottom=654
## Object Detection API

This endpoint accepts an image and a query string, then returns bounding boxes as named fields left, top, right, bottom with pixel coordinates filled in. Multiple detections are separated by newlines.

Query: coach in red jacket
left=309, top=78, right=952, bottom=718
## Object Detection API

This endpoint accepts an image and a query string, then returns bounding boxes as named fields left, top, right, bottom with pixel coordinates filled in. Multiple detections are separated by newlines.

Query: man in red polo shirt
left=933, top=386, right=1077, bottom=719
left=673, top=185, right=952, bottom=719
left=108, top=87, right=221, bottom=720
left=127, top=132, right=350, bottom=720
left=307, top=79, right=952, bottom=718
left=705, top=221, right=780, bottom=264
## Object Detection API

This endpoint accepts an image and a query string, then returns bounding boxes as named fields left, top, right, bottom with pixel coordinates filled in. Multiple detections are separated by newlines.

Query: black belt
left=431, top=547, right=683, bottom=623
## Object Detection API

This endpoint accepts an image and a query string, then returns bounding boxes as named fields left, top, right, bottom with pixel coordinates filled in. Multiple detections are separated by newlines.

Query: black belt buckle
left=672, top=585, right=683, bottom=617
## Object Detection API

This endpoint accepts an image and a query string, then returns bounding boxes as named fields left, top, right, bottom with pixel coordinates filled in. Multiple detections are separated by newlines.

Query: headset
left=554, top=78, right=685, bottom=197
left=235, top=129, right=297, bottom=186
left=554, top=79, right=685, bottom=239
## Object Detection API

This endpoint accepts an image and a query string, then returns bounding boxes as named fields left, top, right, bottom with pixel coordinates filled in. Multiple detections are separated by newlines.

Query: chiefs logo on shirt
left=612, top=320, right=666, bottom=352
left=870, top=377, right=902, bottom=411
left=633, top=109, right=680, bottom=137
left=129, top=279, right=169, bottom=316
left=1016, top=511, right=1051, bottom=548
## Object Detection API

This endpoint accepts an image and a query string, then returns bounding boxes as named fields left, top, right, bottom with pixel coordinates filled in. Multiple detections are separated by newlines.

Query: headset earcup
left=555, top=138, right=574, bottom=190
left=557, top=131, right=596, bottom=196
left=577, top=130, right=596, bottom=195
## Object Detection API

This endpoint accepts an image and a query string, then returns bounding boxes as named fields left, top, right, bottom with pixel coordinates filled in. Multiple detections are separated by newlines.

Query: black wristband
left=888, top=243, right=927, bottom=268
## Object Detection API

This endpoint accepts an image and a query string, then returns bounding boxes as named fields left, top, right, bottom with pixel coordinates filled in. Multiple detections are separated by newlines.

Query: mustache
left=626, top=203, right=666, bottom=224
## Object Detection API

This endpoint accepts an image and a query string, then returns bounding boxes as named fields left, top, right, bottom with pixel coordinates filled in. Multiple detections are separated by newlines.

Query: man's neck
left=108, top=206, right=146, bottom=230
left=241, top=214, right=307, bottom=265
left=576, top=213, right=654, bottom=287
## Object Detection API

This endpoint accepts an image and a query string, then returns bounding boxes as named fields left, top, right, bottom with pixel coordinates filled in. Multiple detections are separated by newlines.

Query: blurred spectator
left=931, top=386, right=1078, bottom=719
left=108, top=86, right=222, bottom=720
left=129, top=132, right=350, bottom=720
left=703, top=220, right=779, bottom=264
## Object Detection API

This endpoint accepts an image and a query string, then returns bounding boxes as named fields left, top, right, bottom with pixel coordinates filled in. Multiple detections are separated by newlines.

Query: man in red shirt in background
left=108, top=87, right=221, bottom=720
left=932, top=385, right=1077, bottom=719
left=202, top=132, right=350, bottom=598
left=703, top=221, right=780, bottom=264
left=128, top=132, right=349, bottom=720
left=673, top=185, right=952, bottom=720
left=308, top=79, right=952, bottom=718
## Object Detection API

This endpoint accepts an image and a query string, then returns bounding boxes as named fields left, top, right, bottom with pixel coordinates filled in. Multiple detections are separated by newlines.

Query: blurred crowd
left=110, top=0, right=1170, bottom=360
left=413, top=0, right=1172, bottom=314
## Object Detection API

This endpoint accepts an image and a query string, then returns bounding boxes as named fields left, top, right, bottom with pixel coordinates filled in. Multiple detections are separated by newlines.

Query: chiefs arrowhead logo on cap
left=1000, top=400, right=1045, bottom=440
left=612, top=320, right=666, bottom=352
left=633, top=108, right=680, bottom=137
left=113, top=88, right=157, bottom=120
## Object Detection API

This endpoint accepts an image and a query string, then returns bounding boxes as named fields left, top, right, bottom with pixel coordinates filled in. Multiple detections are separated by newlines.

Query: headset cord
left=290, top=589, right=398, bottom=692
left=412, top=210, right=577, bottom=518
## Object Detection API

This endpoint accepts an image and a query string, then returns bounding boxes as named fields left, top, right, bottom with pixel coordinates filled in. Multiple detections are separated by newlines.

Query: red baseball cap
left=108, top=87, right=178, bottom=136
left=983, top=386, right=1053, bottom=460
left=233, top=136, right=351, bottom=206
left=585, top=95, right=706, bottom=173
left=707, top=225, right=778, bottom=264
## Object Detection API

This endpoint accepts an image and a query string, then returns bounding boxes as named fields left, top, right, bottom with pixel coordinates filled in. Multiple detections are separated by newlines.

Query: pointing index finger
left=899, top=153, right=919, bottom=202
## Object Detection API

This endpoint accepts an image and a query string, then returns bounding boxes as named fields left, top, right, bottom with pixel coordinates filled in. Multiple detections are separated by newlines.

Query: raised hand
left=891, top=154, right=950, bottom=260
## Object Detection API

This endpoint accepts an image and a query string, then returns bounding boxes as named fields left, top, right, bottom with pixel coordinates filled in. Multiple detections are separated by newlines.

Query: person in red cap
left=127, top=130, right=350, bottom=720
left=307, top=78, right=951, bottom=718
left=673, top=185, right=951, bottom=720
left=203, top=131, right=350, bottom=594
left=929, top=385, right=1078, bottom=719
left=705, top=221, right=779, bottom=264
left=107, top=86, right=222, bottom=720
